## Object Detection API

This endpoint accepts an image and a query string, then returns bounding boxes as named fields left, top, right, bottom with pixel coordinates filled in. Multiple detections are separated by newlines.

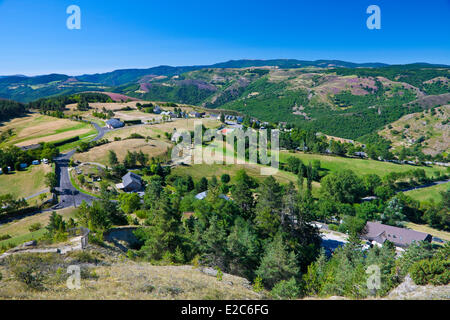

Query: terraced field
left=0, top=113, right=95, bottom=147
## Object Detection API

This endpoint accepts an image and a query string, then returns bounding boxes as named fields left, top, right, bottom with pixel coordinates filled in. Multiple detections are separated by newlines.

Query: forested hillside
left=0, top=99, right=27, bottom=122
left=0, top=61, right=449, bottom=140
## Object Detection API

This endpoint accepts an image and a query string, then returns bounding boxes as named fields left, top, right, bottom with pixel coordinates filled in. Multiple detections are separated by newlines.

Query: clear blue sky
left=0, top=0, right=449, bottom=76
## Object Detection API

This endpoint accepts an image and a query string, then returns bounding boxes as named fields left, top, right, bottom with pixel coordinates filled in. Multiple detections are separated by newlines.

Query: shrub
left=328, top=224, right=339, bottom=231
left=0, top=234, right=11, bottom=241
left=29, top=223, right=42, bottom=232
left=68, top=251, right=99, bottom=264
left=410, top=259, right=450, bottom=286
left=215, top=267, right=223, bottom=281
left=253, top=276, right=264, bottom=293
left=270, top=277, right=301, bottom=300
left=9, top=256, right=46, bottom=290
left=135, top=210, right=148, bottom=219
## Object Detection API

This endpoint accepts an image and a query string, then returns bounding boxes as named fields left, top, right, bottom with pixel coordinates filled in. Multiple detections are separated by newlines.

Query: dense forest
left=0, top=99, right=27, bottom=122
left=28, top=92, right=113, bottom=112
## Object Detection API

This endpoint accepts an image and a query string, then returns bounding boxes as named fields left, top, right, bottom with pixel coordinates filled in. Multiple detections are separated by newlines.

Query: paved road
left=399, top=179, right=450, bottom=193
left=52, top=122, right=110, bottom=209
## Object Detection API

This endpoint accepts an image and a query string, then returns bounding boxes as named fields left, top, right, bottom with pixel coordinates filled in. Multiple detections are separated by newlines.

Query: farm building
left=106, top=118, right=125, bottom=129
left=189, top=112, right=204, bottom=118
left=153, top=105, right=161, bottom=114
left=361, top=222, right=432, bottom=248
left=116, top=172, right=143, bottom=192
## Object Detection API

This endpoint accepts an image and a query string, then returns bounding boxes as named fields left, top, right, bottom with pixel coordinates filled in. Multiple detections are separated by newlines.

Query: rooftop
left=362, top=221, right=432, bottom=247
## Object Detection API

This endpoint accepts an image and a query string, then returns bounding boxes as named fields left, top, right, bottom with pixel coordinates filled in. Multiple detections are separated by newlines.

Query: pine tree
left=256, top=233, right=299, bottom=289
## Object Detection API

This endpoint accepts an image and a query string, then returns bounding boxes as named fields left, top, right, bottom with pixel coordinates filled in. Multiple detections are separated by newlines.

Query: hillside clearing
left=0, top=164, right=52, bottom=199
left=279, top=151, right=447, bottom=178
left=73, top=139, right=171, bottom=166
left=404, top=181, right=449, bottom=203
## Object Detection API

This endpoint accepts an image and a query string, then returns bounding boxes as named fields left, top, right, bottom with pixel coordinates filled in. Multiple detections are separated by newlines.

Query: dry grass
left=104, top=119, right=220, bottom=141
left=73, top=139, right=171, bottom=166
left=15, top=128, right=92, bottom=147
left=0, top=255, right=262, bottom=300
left=0, top=113, right=93, bottom=147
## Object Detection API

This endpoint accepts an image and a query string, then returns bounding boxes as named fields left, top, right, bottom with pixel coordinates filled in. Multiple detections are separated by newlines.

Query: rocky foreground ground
left=0, top=244, right=448, bottom=300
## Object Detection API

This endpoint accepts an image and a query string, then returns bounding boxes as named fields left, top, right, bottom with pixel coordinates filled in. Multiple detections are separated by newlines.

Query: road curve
left=53, top=122, right=110, bottom=209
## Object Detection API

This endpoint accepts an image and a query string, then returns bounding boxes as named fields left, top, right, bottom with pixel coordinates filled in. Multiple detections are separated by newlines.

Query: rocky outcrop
left=386, top=275, right=450, bottom=300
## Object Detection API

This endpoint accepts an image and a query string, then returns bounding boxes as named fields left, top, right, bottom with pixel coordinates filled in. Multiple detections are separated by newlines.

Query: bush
left=253, top=276, right=264, bottom=293
left=29, top=223, right=42, bottom=232
left=0, top=234, right=11, bottom=241
left=328, top=224, right=339, bottom=231
left=270, top=277, right=301, bottom=299
left=135, top=210, right=148, bottom=219
left=215, top=267, right=223, bottom=281
left=8, top=255, right=46, bottom=290
left=68, top=251, right=100, bottom=264
left=410, top=259, right=450, bottom=286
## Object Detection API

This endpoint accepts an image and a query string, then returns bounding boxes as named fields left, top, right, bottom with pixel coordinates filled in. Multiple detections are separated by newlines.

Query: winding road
left=52, top=122, right=109, bottom=209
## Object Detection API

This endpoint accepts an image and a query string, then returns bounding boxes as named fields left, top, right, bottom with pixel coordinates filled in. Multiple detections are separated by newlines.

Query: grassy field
left=73, top=139, right=171, bottom=166
left=0, top=164, right=52, bottom=199
left=279, top=151, right=447, bottom=178
left=404, top=222, right=450, bottom=242
left=404, top=181, right=449, bottom=203
left=0, top=113, right=95, bottom=147
left=0, top=207, right=78, bottom=248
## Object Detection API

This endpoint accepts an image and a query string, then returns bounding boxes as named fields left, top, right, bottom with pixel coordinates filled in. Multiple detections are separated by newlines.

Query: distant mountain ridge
left=1, top=59, right=449, bottom=84
left=1, top=59, right=449, bottom=141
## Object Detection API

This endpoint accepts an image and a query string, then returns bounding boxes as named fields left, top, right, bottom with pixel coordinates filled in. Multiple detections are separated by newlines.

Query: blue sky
left=0, top=0, right=449, bottom=76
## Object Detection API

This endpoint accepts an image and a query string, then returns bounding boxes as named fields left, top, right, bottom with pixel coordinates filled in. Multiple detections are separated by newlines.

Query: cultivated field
left=0, top=164, right=52, bottom=199
left=0, top=113, right=94, bottom=147
left=73, top=139, right=171, bottom=166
